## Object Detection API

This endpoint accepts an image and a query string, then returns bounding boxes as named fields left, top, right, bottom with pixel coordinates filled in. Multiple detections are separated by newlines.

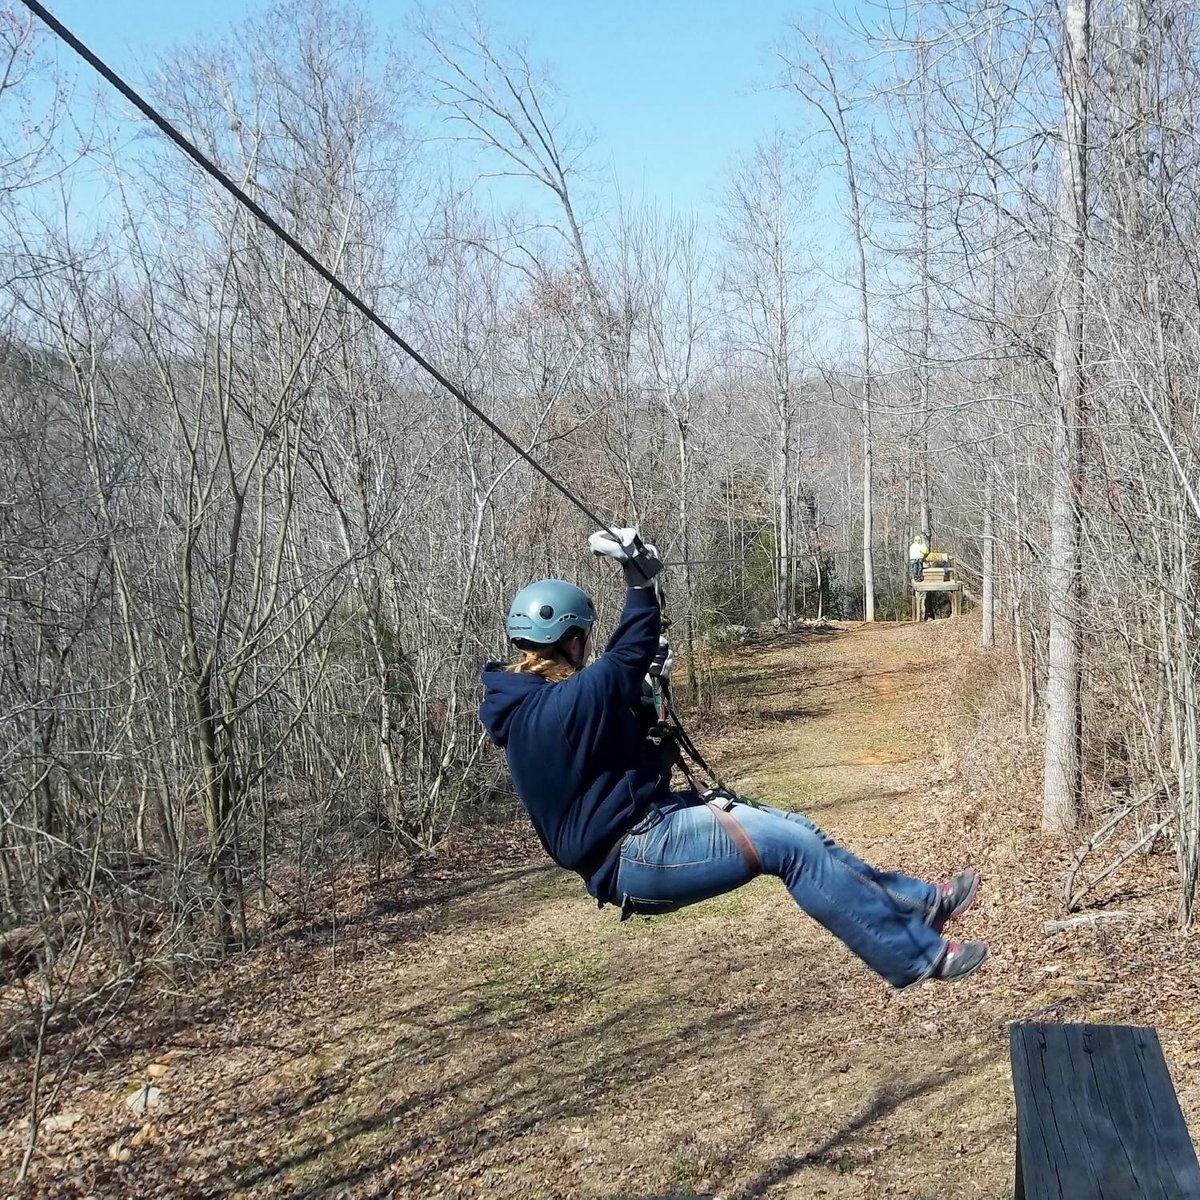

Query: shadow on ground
left=280, top=862, right=561, bottom=951
left=172, top=981, right=1011, bottom=1199
left=720, top=1046, right=1003, bottom=1200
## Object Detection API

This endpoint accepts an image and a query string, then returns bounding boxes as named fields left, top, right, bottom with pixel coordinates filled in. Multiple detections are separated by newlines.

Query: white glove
left=587, top=527, right=661, bottom=587
left=587, top=526, right=641, bottom=561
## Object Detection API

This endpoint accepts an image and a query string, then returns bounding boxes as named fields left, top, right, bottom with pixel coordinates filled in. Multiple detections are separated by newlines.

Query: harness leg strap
left=706, top=800, right=763, bottom=877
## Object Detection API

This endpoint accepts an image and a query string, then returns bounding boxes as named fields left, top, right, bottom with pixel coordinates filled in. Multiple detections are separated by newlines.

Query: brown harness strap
left=706, top=800, right=763, bottom=876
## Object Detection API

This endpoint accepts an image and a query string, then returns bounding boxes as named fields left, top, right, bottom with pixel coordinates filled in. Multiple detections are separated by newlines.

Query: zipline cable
left=19, top=0, right=647, bottom=563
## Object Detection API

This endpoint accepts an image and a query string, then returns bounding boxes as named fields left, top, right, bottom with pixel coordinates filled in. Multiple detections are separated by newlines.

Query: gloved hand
left=647, top=637, right=674, bottom=681
left=587, top=527, right=662, bottom=587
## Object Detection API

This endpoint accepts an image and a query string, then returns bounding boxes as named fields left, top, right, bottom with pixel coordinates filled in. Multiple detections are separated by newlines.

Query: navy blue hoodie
left=478, top=586, right=669, bottom=902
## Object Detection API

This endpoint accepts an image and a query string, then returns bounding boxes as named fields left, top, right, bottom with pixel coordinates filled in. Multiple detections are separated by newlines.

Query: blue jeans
left=615, top=793, right=945, bottom=989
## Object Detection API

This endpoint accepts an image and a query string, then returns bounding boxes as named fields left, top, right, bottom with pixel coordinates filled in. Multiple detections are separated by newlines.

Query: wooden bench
left=1010, top=1022, right=1200, bottom=1198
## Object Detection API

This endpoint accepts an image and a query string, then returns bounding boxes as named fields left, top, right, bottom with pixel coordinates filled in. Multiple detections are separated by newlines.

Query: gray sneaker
left=933, top=940, right=988, bottom=982
left=930, top=869, right=980, bottom=934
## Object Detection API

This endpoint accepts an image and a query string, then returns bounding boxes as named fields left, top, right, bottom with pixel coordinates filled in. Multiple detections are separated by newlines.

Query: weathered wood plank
left=1010, top=1022, right=1200, bottom=1199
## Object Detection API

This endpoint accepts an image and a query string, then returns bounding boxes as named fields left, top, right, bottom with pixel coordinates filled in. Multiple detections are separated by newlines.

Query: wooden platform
left=910, top=580, right=961, bottom=621
left=1010, top=1022, right=1200, bottom=1198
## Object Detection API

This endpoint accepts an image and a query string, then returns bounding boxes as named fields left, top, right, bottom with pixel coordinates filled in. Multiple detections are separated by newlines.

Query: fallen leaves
left=38, top=1112, right=83, bottom=1136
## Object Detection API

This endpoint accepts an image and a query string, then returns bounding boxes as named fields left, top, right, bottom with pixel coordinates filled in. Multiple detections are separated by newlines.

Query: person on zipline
left=479, top=528, right=987, bottom=990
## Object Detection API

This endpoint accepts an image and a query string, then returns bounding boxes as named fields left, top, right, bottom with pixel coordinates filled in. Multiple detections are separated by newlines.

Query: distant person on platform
left=909, top=532, right=930, bottom=581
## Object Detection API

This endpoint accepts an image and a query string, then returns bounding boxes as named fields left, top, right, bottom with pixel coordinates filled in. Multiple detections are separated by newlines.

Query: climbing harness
left=641, top=575, right=762, bottom=875
left=647, top=668, right=763, bottom=878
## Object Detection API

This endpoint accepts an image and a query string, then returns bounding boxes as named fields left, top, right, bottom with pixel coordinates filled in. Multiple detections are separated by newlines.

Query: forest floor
left=5, top=618, right=1200, bottom=1199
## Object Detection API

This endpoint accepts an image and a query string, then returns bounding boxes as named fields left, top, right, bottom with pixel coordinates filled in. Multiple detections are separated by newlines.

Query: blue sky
left=40, top=0, right=829, bottom=220
left=30, top=0, right=875, bottom=351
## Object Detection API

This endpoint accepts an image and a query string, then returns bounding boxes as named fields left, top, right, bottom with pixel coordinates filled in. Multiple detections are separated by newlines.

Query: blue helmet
left=506, top=579, right=596, bottom=646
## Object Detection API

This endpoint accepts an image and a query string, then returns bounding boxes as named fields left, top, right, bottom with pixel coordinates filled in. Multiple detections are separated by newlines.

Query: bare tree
left=780, top=31, right=877, bottom=621
left=1043, top=0, right=1091, bottom=832
left=720, top=137, right=810, bottom=626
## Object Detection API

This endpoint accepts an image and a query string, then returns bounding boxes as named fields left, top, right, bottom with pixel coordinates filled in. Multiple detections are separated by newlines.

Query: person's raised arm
left=568, top=528, right=662, bottom=708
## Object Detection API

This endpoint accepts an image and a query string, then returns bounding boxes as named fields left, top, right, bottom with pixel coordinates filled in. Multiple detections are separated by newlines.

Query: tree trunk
left=981, top=468, right=995, bottom=648
left=1043, top=0, right=1090, bottom=832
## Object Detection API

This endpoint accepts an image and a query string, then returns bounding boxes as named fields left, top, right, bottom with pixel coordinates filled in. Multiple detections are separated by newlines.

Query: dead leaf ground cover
left=4, top=618, right=1199, bottom=1198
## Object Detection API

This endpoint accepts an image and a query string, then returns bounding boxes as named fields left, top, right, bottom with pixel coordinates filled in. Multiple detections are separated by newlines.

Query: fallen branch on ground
left=1044, top=910, right=1151, bottom=935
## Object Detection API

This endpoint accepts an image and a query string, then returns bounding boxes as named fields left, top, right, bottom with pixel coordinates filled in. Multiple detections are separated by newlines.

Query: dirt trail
left=11, top=620, right=1200, bottom=1198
